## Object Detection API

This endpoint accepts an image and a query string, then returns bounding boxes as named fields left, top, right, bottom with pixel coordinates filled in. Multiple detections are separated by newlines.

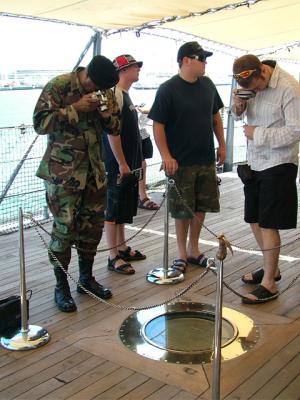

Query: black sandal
left=172, top=259, right=188, bottom=273
left=118, top=246, right=146, bottom=262
left=241, top=268, right=281, bottom=284
left=187, top=254, right=208, bottom=268
left=242, top=285, right=279, bottom=304
left=107, top=255, right=135, bottom=275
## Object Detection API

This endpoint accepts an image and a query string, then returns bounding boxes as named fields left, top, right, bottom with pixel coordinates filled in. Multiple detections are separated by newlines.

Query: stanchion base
left=0, top=325, right=50, bottom=351
left=146, top=267, right=184, bottom=285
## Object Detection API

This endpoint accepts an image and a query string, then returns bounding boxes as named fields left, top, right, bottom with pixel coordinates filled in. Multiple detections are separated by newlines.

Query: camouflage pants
left=169, top=164, right=220, bottom=219
left=45, top=170, right=106, bottom=266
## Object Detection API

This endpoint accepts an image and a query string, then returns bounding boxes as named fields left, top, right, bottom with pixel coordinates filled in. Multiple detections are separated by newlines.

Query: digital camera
left=91, top=90, right=108, bottom=111
left=235, top=89, right=256, bottom=100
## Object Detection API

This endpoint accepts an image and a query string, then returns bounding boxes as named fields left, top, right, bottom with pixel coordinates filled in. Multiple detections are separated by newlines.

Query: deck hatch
left=119, top=302, right=259, bottom=364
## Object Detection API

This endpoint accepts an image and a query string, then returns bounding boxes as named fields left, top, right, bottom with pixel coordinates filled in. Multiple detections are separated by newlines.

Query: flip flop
left=241, top=268, right=281, bottom=284
left=242, top=284, right=279, bottom=304
left=118, top=246, right=146, bottom=262
left=138, top=197, right=159, bottom=210
left=107, top=255, right=135, bottom=275
left=187, top=254, right=208, bottom=268
left=172, top=259, right=188, bottom=273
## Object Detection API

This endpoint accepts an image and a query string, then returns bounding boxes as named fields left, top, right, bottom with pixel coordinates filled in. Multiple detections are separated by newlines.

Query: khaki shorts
left=169, top=164, right=220, bottom=219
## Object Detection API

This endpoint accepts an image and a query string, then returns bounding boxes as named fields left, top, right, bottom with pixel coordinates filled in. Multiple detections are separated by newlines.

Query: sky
left=0, top=15, right=298, bottom=83
left=0, top=15, right=235, bottom=82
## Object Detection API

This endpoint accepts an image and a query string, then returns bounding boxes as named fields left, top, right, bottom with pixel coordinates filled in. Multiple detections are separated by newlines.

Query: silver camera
left=236, top=89, right=256, bottom=100
left=91, top=90, right=108, bottom=111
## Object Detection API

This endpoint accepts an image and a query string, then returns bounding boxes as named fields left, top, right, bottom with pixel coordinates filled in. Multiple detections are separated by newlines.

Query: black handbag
left=237, top=163, right=254, bottom=184
left=0, top=290, right=31, bottom=336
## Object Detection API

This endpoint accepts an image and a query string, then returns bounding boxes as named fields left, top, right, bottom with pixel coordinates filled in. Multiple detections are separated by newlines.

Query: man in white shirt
left=232, top=54, right=300, bottom=304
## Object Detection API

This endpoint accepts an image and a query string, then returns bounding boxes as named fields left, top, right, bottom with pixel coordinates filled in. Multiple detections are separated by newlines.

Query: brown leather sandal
left=138, top=197, right=159, bottom=210
left=107, top=255, right=135, bottom=275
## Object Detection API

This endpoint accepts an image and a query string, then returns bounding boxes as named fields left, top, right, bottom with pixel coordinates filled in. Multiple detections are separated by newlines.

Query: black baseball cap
left=87, top=55, right=119, bottom=89
left=177, top=41, right=213, bottom=62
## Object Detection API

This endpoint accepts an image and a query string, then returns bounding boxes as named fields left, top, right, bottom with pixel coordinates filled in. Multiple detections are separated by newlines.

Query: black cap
left=177, top=41, right=213, bottom=62
left=87, top=55, right=119, bottom=89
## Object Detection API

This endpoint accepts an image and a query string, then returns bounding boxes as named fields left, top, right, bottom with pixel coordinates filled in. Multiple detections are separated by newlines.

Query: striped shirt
left=233, top=63, right=300, bottom=171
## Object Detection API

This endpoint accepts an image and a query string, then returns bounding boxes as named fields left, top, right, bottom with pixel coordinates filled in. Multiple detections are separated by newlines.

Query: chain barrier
left=170, top=179, right=300, bottom=253
left=24, top=173, right=300, bottom=307
left=170, top=179, right=300, bottom=299
left=25, top=194, right=165, bottom=255
left=29, top=213, right=210, bottom=311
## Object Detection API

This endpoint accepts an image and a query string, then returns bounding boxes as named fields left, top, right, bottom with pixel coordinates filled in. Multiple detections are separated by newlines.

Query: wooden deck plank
left=91, top=372, right=149, bottom=400
left=118, top=379, right=165, bottom=400
left=0, top=173, right=300, bottom=399
left=144, top=384, right=181, bottom=400
left=41, top=360, right=120, bottom=400
left=64, top=367, right=135, bottom=400
left=224, top=330, right=300, bottom=399
left=273, top=373, right=300, bottom=400
left=250, top=353, right=300, bottom=399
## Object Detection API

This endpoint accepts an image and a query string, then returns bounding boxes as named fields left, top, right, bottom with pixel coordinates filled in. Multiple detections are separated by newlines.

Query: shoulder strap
left=113, top=86, right=123, bottom=112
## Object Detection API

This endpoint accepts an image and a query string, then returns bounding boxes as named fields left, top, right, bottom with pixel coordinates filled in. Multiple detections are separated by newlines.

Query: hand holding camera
left=91, top=90, right=109, bottom=112
left=235, top=89, right=256, bottom=100
left=73, top=93, right=104, bottom=112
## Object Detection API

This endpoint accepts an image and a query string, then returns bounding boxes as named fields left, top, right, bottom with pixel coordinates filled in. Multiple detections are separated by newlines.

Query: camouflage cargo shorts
left=169, top=164, right=220, bottom=219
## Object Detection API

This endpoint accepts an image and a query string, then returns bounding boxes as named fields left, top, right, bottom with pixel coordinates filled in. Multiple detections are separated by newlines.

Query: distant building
left=0, top=69, right=67, bottom=89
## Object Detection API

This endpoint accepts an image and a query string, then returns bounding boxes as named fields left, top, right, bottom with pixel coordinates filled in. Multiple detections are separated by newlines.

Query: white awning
left=1, top=0, right=300, bottom=61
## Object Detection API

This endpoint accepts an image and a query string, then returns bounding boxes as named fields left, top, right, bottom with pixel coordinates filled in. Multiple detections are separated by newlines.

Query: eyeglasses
left=188, top=55, right=206, bottom=62
left=233, top=69, right=257, bottom=80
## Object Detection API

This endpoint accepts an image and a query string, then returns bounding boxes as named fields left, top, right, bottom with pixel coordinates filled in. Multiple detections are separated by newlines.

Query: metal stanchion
left=0, top=208, right=50, bottom=351
left=212, top=259, right=224, bottom=400
left=146, top=177, right=184, bottom=284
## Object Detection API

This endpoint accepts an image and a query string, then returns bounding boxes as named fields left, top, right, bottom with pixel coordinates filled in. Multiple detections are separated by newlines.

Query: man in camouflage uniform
left=33, top=55, right=120, bottom=312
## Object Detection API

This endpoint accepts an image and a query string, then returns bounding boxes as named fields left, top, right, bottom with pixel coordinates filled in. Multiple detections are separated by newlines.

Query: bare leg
left=187, top=212, right=206, bottom=258
left=105, top=222, right=131, bottom=269
left=116, top=223, right=126, bottom=252
left=139, top=160, right=147, bottom=200
left=260, top=227, right=280, bottom=292
left=175, top=218, right=190, bottom=261
left=244, top=226, right=280, bottom=300
left=251, top=222, right=263, bottom=248
left=242, top=222, right=263, bottom=281
left=243, top=223, right=280, bottom=284
left=105, top=221, right=118, bottom=260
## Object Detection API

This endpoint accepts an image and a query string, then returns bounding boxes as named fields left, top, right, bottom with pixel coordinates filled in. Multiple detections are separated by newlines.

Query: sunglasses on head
left=188, top=54, right=206, bottom=62
left=233, top=69, right=257, bottom=80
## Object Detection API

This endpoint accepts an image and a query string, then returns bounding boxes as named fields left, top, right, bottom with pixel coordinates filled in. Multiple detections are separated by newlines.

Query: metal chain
left=31, top=219, right=210, bottom=311
left=24, top=174, right=300, bottom=305
left=170, top=179, right=300, bottom=252
left=171, top=180, right=300, bottom=299
left=24, top=193, right=165, bottom=255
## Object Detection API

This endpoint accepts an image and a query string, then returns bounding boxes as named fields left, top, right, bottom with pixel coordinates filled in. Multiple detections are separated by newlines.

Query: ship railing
left=0, top=122, right=247, bottom=235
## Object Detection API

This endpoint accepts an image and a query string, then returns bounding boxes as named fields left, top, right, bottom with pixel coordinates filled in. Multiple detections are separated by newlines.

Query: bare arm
left=213, top=111, right=226, bottom=165
left=107, top=134, right=130, bottom=177
left=153, top=121, right=178, bottom=176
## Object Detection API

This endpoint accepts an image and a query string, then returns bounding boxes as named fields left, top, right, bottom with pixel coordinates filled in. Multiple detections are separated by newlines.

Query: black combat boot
left=54, top=267, right=77, bottom=312
left=77, top=259, right=112, bottom=299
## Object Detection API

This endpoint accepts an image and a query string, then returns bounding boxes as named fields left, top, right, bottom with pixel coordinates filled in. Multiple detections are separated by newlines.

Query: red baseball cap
left=113, top=54, right=143, bottom=71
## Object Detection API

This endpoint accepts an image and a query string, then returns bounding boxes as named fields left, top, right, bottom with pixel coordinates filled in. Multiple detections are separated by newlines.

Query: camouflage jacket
left=33, top=68, right=121, bottom=189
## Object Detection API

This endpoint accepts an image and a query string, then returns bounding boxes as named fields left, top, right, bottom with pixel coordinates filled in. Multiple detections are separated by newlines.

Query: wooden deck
left=0, top=173, right=300, bottom=400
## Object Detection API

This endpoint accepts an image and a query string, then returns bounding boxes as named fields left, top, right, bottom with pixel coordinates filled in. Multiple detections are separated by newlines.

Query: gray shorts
left=169, top=164, right=220, bottom=219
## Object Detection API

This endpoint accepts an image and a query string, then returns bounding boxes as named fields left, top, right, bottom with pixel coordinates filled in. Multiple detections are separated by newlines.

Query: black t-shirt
left=103, top=91, right=142, bottom=174
left=148, top=74, right=223, bottom=166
